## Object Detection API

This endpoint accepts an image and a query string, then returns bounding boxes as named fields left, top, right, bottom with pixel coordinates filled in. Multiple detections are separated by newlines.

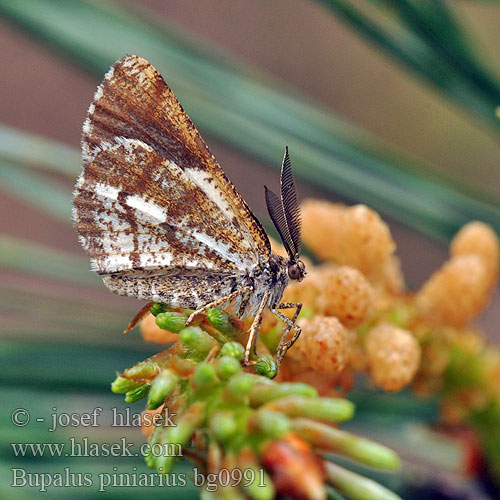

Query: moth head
left=287, top=258, right=306, bottom=281
left=265, top=146, right=303, bottom=274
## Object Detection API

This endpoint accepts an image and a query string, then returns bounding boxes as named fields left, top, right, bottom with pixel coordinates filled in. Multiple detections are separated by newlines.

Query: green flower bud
left=264, top=396, right=354, bottom=423
left=155, top=312, right=188, bottom=333
left=123, top=361, right=158, bottom=379
left=147, top=369, right=180, bottom=410
left=210, top=411, right=237, bottom=441
left=325, top=461, right=403, bottom=500
left=243, top=468, right=275, bottom=500
left=155, top=403, right=206, bottom=472
left=293, top=419, right=400, bottom=470
left=227, top=373, right=256, bottom=398
left=254, top=355, right=277, bottom=378
left=150, top=302, right=166, bottom=317
left=261, top=324, right=282, bottom=352
left=111, top=376, right=142, bottom=394
left=155, top=454, right=175, bottom=475
left=148, top=421, right=163, bottom=446
left=179, top=326, right=217, bottom=354
left=144, top=451, right=156, bottom=468
left=192, top=363, right=219, bottom=389
left=216, top=356, right=241, bottom=379
left=125, top=383, right=151, bottom=403
left=254, top=409, right=291, bottom=438
left=237, top=448, right=275, bottom=500
left=249, top=381, right=317, bottom=406
left=220, top=341, right=245, bottom=360
left=207, top=307, right=235, bottom=334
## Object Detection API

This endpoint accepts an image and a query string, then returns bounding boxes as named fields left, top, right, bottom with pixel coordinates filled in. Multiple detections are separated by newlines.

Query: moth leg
left=272, top=302, right=302, bottom=367
left=123, top=301, right=154, bottom=333
left=185, top=286, right=253, bottom=326
left=238, top=289, right=252, bottom=317
left=244, top=290, right=271, bottom=365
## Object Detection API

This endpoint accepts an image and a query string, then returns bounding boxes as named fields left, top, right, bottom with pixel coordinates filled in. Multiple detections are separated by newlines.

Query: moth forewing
left=74, top=55, right=305, bottom=373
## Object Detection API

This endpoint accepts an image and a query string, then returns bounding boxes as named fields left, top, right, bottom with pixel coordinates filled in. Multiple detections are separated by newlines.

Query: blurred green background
left=0, top=1, right=499, bottom=498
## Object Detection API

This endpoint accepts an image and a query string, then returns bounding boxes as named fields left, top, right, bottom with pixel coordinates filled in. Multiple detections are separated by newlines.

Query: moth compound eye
left=288, top=264, right=300, bottom=280
left=297, top=259, right=305, bottom=273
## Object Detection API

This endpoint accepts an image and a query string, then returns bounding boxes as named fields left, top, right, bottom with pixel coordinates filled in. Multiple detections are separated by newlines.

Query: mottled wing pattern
left=74, top=138, right=257, bottom=275
left=103, top=268, right=239, bottom=309
left=76, top=55, right=269, bottom=276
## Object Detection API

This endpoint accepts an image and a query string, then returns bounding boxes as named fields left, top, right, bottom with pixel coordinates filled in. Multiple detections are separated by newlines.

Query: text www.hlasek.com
left=11, top=437, right=181, bottom=459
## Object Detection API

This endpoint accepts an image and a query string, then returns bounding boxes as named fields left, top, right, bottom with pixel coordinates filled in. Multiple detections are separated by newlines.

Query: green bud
left=123, top=361, right=158, bottom=379
left=155, top=312, right=188, bottom=333
left=150, top=303, right=166, bottom=317
left=254, top=410, right=291, bottom=438
left=155, top=454, right=175, bottom=475
left=207, top=307, right=235, bottom=334
left=155, top=403, right=206, bottom=471
left=210, top=411, right=237, bottom=441
left=125, top=383, right=151, bottom=403
left=174, top=402, right=206, bottom=440
left=149, top=421, right=163, bottom=446
left=308, top=397, right=355, bottom=422
left=293, top=418, right=400, bottom=470
left=144, top=451, right=156, bottom=468
left=265, top=396, right=355, bottom=423
left=179, top=326, right=217, bottom=354
left=216, top=356, right=241, bottom=379
left=254, top=355, right=277, bottom=378
left=325, top=461, right=403, bottom=500
left=243, top=468, right=275, bottom=500
left=249, top=381, right=317, bottom=406
left=220, top=341, right=245, bottom=360
left=227, top=373, right=256, bottom=398
left=147, top=369, right=179, bottom=410
left=261, top=324, right=282, bottom=352
left=111, top=376, right=142, bottom=394
left=192, top=363, right=219, bottom=389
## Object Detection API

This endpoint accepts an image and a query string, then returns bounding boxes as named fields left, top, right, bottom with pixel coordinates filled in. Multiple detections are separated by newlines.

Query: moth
left=73, top=55, right=306, bottom=368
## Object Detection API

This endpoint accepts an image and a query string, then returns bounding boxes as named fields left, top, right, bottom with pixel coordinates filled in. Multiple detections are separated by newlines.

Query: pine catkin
left=341, top=204, right=396, bottom=276
left=450, top=221, right=499, bottom=288
left=316, top=266, right=375, bottom=328
left=301, top=200, right=395, bottom=277
left=300, top=200, right=344, bottom=262
left=371, top=254, right=406, bottom=294
left=365, top=323, right=421, bottom=392
left=347, top=330, right=368, bottom=372
left=416, top=254, right=492, bottom=327
left=292, top=316, right=350, bottom=374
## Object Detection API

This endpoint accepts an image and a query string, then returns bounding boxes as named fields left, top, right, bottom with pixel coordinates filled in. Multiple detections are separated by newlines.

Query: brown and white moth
left=73, top=55, right=306, bottom=368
